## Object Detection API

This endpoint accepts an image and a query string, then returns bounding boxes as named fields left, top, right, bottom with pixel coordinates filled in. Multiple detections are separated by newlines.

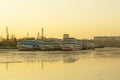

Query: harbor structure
left=37, top=32, right=40, bottom=40
left=41, top=28, right=44, bottom=40
left=27, top=33, right=29, bottom=38
left=94, top=36, right=120, bottom=47
left=6, top=27, right=9, bottom=41
left=94, top=36, right=120, bottom=41
left=17, top=34, right=95, bottom=51
left=63, top=34, right=69, bottom=39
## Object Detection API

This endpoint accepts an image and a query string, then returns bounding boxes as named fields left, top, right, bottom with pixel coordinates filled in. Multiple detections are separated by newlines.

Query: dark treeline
left=0, top=38, right=25, bottom=49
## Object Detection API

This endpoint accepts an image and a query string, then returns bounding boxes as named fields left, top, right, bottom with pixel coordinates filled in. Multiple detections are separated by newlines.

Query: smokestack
left=27, top=33, right=29, bottom=38
left=41, top=28, right=44, bottom=40
left=37, top=32, right=40, bottom=40
left=6, top=26, right=9, bottom=41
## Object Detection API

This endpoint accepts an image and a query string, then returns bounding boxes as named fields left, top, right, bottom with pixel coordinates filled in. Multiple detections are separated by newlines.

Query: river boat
left=40, top=38, right=62, bottom=51
left=17, top=38, right=41, bottom=51
left=61, top=38, right=82, bottom=51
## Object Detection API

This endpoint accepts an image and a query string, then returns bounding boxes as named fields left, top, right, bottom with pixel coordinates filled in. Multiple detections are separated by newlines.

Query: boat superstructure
left=40, top=38, right=62, bottom=51
left=62, top=37, right=82, bottom=51
left=17, top=38, right=41, bottom=51
left=17, top=34, right=95, bottom=51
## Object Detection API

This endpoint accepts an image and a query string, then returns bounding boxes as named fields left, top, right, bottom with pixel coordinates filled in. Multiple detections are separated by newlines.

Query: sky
left=0, top=0, right=120, bottom=39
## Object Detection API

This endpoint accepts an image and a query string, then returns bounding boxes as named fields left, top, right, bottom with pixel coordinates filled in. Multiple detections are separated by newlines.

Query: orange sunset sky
left=0, top=0, right=120, bottom=39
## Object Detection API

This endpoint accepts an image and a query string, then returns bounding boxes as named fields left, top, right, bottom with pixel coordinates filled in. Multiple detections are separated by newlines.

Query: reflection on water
left=0, top=48, right=120, bottom=80
left=0, top=48, right=120, bottom=64
left=0, top=50, right=86, bottom=64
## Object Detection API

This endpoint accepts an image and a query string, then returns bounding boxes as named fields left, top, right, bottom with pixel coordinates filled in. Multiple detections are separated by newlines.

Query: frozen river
left=0, top=48, right=120, bottom=80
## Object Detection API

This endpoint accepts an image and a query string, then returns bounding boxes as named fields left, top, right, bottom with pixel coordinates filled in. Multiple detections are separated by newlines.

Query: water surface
left=0, top=48, right=120, bottom=80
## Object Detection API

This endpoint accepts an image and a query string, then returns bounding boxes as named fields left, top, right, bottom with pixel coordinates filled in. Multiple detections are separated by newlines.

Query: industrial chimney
left=41, top=28, right=44, bottom=40
left=6, top=26, right=9, bottom=41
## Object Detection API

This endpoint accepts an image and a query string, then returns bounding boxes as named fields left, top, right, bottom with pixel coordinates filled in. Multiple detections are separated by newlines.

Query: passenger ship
left=17, top=38, right=41, bottom=51
left=17, top=35, right=95, bottom=51
left=62, top=37, right=82, bottom=51
left=40, top=38, right=62, bottom=51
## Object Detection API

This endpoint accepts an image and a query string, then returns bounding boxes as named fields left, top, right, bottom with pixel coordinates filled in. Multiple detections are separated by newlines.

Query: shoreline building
left=94, top=36, right=120, bottom=47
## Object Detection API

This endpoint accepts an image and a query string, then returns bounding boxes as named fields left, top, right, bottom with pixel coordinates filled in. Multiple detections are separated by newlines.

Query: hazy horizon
left=0, top=0, right=120, bottom=39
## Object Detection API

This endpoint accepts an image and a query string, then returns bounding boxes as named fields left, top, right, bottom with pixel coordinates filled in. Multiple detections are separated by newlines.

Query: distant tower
left=27, top=33, right=29, bottom=38
left=63, top=34, right=69, bottom=39
left=37, top=32, right=40, bottom=40
left=41, top=28, right=44, bottom=40
left=6, top=27, right=9, bottom=41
